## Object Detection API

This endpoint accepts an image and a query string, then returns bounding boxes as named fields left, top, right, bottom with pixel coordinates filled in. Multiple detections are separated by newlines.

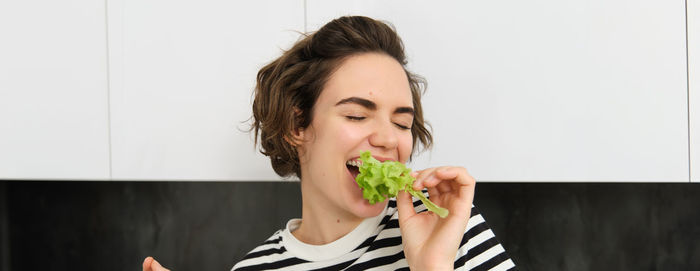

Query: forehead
left=318, top=53, right=413, bottom=107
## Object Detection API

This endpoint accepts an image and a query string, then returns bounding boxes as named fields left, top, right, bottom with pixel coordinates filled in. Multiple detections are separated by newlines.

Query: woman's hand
left=396, top=166, right=476, bottom=271
left=143, top=257, right=171, bottom=271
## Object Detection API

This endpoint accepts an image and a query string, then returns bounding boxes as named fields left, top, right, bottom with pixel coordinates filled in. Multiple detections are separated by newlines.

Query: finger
left=426, top=167, right=471, bottom=194
left=410, top=169, right=422, bottom=176
left=151, top=259, right=171, bottom=271
left=396, top=190, right=417, bottom=221
left=435, top=179, right=458, bottom=194
left=409, top=171, right=419, bottom=188
left=426, top=186, right=442, bottom=206
left=143, top=257, right=153, bottom=271
left=436, top=167, right=475, bottom=186
left=436, top=168, right=476, bottom=216
left=434, top=171, right=456, bottom=194
left=418, top=167, right=452, bottom=191
left=412, top=167, right=438, bottom=191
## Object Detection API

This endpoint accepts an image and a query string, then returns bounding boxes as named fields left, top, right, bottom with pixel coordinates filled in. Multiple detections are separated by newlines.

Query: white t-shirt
left=232, top=193, right=516, bottom=270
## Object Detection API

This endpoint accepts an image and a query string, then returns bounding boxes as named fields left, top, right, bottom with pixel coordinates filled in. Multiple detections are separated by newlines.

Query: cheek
left=334, top=122, right=366, bottom=146
left=399, top=132, right=413, bottom=163
left=310, top=117, right=365, bottom=155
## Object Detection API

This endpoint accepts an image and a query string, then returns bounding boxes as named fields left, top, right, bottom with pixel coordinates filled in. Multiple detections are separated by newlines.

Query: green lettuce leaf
left=355, top=151, right=449, bottom=218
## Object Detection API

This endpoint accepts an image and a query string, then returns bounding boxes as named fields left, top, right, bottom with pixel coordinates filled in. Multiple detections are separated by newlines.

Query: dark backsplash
left=0, top=181, right=698, bottom=271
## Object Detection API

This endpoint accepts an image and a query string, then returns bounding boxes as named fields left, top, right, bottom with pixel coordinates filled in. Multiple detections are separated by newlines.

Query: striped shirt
left=232, top=192, right=516, bottom=270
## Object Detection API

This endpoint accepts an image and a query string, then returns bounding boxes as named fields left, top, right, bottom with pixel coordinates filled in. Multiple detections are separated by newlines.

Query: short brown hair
left=251, top=16, right=433, bottom=178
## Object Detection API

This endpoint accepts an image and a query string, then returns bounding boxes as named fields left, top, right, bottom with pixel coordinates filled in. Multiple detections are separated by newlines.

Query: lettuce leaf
left=355, top=151, right=449, bottom=218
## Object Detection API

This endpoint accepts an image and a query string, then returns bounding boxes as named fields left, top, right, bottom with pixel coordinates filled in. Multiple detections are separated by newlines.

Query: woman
left=144, top=16, right=515, bottom=270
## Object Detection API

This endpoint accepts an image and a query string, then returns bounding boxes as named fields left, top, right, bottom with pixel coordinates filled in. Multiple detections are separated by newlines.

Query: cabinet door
left=0, top=0, right=110, bottom=180
left=307, top=0, right=689, bottom=182
left=109, top=0, right=304, bottom=180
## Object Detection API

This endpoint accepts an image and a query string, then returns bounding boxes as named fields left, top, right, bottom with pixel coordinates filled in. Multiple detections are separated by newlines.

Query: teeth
left=346, top=160, right=362, bottom=167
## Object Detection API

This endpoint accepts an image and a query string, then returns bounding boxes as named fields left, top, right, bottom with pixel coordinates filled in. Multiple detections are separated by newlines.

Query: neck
left=293, top=204, right=364, bottom=245
left=291, top=180, right=364, bottom=245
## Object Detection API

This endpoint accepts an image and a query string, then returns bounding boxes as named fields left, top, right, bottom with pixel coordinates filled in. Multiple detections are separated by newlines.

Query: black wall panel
left=0, top=181, right=698, bottom=271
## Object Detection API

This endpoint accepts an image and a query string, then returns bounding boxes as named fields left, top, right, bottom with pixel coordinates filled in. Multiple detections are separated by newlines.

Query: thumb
left=143, top=257, right=153, bottom=271
left=144, top=257, right=171, bottom=271
left=396, top=190, right=416, bottom=222
left=152, top=259, right=171, bottom=271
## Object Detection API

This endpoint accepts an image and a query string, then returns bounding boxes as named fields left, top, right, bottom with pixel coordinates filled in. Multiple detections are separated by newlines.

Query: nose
left=368, top=119, right=399, bottom=150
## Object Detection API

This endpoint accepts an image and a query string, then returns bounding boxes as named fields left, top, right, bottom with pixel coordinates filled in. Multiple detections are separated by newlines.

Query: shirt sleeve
left=453, top=205, right=516, bottom=271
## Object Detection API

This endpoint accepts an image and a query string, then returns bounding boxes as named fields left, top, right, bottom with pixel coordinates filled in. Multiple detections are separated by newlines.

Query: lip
left=346, top=164, right=363, bottom=193
left=346, top=155, right=396, bottom=163
left=345, top=154, right=397, bottom=192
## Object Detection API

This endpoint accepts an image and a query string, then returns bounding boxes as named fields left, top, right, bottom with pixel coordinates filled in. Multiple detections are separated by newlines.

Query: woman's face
left=296, top=52, right=415, bottom=219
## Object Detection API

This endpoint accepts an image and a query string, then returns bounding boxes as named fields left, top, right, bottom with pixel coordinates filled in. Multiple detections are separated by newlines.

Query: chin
left=351, top=199, right=387, bottom=218
left=343, top=164, right=387, bottom=218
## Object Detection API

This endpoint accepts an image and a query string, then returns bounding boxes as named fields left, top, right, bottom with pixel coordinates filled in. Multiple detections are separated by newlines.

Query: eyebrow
left=335, top=96, right=414, bottom=115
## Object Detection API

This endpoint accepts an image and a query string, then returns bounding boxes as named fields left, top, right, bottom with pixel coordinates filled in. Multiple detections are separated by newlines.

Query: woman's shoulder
left=231, top=230, right=288, bottom=271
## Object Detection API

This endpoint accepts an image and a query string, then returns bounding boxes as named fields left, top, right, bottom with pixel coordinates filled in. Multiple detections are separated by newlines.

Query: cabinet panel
left=307, top=0, right=689, bottom=182
left=0, top=0, right=110, bottom=180
left=109, top=0, right=304, bottom=180
left=690, top=0, right=699, bottom=183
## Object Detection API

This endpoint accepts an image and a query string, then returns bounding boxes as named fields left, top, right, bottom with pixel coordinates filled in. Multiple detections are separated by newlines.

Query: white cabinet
left=307, top=0, right=689, bottom=182
left=0, top=0, right=110, bottom=180
left=108, top=0, right=304, bottom=180
left=1, top=0, right=693, bottom=182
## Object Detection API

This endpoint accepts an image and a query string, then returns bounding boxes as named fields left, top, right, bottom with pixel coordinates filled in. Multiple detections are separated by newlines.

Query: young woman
left=144, top=16, right=515, bottom=271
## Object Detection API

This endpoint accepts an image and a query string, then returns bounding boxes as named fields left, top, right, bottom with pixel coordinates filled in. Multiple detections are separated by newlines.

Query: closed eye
left=346, top=116, right=410, bottom=130
left=346, top=116, right=365, bottom=121
left=395, top=123, right=411, bottom=130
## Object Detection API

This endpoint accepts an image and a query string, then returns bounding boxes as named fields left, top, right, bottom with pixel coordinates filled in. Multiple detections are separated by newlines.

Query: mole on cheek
left=337, top=219, right=340, bottom=223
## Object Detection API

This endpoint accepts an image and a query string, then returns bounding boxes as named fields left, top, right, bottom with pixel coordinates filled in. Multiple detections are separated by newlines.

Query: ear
left=284, top=107, right=306, bottom=147
left=284, top=126, right=305, bottom=147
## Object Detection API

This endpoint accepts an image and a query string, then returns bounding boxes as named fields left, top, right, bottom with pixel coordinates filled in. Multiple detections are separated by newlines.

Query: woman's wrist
left=409, top=260, right=454, bottom=271
left=410, top=265, right=453, bottom=271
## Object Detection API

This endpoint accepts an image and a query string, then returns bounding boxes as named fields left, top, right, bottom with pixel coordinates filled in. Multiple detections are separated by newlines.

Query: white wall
left=0, top=0, right=695, bottom=182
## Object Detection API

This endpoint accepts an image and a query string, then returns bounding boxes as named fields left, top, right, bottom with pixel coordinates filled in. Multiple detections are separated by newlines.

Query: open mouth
left=346, top=159, right=361, bottom=179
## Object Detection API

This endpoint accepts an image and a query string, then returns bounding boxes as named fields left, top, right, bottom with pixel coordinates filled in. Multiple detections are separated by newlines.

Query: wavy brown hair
left=251, top=16, right=432, bottom=178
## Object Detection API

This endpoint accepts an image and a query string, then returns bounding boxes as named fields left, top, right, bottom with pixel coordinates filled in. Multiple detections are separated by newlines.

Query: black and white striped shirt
left=232, top=193, right=515, bottom=270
